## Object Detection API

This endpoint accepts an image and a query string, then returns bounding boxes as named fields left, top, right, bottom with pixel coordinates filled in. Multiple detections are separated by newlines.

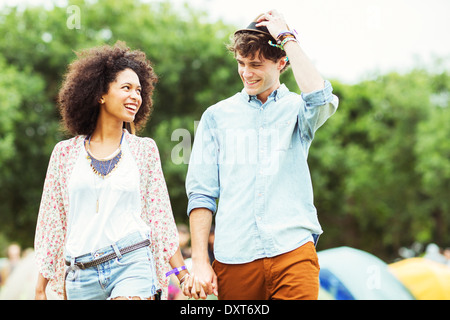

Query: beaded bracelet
left=277, top=30, right=292, bottom=37
left=277, top=29, right=298, bottom=40
left=268, top=29, right=298, bottom=51
left=165, top=265, right=187, bottom=277
left=268, top=36, right=297, bottom=51
left=178, top=274, right=188, bottom=289
left=268, top=40, right=284, bottom=50
left=280, top=36, right=298, bottom=48
left=277, top=31, right=296, bottom=42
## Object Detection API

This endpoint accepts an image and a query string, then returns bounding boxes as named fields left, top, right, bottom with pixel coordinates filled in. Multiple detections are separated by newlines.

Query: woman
left=34, top=42, right=188, bottom=300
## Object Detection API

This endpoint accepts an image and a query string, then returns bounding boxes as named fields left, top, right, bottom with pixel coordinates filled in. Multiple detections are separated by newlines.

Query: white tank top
left=65, top=136, right=150, bottom=257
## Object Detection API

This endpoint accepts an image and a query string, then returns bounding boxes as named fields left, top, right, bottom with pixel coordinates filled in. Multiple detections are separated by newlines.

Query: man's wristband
left=277, top=30, right=297, bottom=41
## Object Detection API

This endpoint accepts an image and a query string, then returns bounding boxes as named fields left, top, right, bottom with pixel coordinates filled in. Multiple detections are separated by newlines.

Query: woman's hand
left=35, top=273, right=48, bottom=300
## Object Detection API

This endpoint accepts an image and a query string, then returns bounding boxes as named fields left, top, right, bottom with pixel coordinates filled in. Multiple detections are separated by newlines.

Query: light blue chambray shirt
left=186, top=80, right=339, bottom=264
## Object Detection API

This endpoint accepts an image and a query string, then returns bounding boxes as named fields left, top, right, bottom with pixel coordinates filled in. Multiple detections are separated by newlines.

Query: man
left=184, top=10, right=338, bottom=300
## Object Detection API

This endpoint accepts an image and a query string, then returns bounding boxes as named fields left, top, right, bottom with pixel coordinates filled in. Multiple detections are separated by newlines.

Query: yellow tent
left=389, top=257, right=450, bottom=300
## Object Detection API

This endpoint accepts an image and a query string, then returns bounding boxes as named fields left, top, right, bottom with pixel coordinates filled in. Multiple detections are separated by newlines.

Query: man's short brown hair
left=227, top=31, right=290, bottom=72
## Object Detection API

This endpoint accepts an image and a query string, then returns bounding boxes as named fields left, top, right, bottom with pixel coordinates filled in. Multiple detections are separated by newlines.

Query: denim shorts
left=65, top=231, right=158, bottom=300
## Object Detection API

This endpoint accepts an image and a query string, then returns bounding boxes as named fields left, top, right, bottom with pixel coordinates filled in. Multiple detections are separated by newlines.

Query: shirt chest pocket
left=273, top=120, right=295, bottom=151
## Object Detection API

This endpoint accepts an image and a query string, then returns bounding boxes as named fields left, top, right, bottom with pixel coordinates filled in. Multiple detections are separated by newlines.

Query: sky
left=183, top=0, right=450, bottom=83
left=2, top=0, right=450, bottom=83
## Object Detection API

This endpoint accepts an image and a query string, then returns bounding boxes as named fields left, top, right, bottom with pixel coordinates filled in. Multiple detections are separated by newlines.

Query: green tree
left=0, top=0, right=240, bottom=247
left=311, top=69, right=450, bottom=259
left=0, top=54, right=56, bottom=246
left=414, top=71, right=450, bottom=245
left=1, top=0, right=449, bottom=262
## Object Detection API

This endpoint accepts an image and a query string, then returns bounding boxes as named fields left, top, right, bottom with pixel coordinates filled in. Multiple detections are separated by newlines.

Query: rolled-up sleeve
left=301, top=80, right=335, bottom=107
left=187, top=193, right=217, bottom=215
left=185, top=109, right=220, bottom=215
left=298, top=80, right=339, bottom=141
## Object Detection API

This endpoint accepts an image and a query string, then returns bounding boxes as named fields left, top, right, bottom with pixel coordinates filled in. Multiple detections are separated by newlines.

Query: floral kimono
left=34, top=132, right=179, bottom=299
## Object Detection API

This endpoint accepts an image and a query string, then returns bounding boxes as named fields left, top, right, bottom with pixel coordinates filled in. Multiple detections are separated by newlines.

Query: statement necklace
left=85, top=131, right=124, bottom=178
left=85, top=131, right=125, bottom=213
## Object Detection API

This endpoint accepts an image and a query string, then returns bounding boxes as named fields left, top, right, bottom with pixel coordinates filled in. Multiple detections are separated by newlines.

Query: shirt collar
left=241, top=84, right=289, bottom=103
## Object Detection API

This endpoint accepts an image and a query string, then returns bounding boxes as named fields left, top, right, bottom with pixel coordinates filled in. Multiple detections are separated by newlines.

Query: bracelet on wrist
left=268, top=36, right=298, bottom=51
left=165, top=265, right=187, bottom=277
left=268, top=29, right=298, bottom=51
left=277, top=32, right=295, bottom=42
left=280, top=37, right=298, bottom=48
left=277, top=30, right=297, bottom=42
left=277, top=30, right=291, bottom=37
left=178, top=274, right=188, bottom=289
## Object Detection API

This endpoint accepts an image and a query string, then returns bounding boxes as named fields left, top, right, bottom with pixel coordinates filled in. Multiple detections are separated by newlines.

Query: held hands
left=181, top=261, right=218, bottom=299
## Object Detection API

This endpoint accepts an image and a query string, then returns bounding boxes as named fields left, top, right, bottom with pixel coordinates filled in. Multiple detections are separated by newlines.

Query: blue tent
left=318, top=246, right=414, bottom=300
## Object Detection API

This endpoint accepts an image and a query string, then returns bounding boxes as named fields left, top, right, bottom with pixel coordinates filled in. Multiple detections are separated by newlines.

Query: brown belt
left=65, top=239, right=150, bottom=270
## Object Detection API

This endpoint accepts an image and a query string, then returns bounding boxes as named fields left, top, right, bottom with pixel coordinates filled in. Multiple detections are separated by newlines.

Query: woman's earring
left=99, top=98, right=104, bottom=104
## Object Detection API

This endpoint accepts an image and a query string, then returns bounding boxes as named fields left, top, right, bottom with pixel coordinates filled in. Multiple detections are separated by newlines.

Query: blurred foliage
left=0, top=0, right=448, bottom=260
left=310, top=69, right=450, bottom=258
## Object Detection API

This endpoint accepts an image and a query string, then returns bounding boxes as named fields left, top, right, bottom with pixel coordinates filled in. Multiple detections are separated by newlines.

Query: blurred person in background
left=444, top=248, right=450, bottom=266
left=424, top=243, right=449, bottom=265
left=185, top=10, right=338, bottom=300
left=34, top=41, right=188, bottom=300
left=0, top=243, right=21, bottom=287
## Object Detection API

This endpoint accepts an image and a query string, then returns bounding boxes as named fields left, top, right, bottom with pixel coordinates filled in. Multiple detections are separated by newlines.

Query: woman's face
left=100, top=68, right=142, bottom=124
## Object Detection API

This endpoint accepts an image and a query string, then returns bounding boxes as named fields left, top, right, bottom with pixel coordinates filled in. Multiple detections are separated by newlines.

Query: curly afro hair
left=58, top=41, right=158, bottom=136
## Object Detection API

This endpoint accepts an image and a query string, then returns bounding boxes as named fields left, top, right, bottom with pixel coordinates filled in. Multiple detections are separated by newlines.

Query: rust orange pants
left=212, top=241, right=320, bottom=300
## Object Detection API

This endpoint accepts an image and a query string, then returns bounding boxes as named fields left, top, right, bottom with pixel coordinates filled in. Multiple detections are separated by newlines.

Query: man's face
left=236, top=51, right=285, bottom=103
